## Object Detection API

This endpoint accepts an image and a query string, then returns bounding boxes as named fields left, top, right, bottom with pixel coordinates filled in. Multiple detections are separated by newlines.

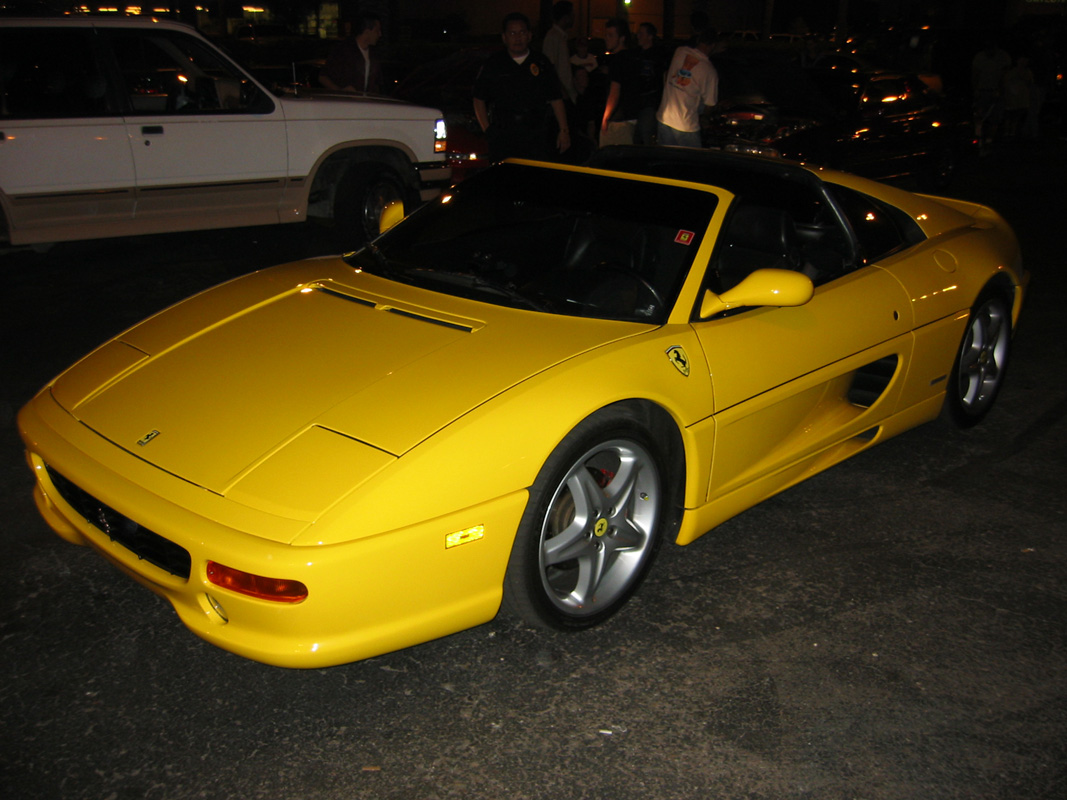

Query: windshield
left=349, top=163, right=718, bottom=324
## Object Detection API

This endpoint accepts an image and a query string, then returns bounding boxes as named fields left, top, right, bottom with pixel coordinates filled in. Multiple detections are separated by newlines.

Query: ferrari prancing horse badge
left=666, top=346, right=690, bottom=377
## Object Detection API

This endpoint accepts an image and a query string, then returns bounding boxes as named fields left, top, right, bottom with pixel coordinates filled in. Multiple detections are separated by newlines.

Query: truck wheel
left=333, top=163, right=407, bottom=248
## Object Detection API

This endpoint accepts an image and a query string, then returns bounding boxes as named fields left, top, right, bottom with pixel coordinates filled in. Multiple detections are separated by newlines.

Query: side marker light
left=446, top=525, right=485, bottom=549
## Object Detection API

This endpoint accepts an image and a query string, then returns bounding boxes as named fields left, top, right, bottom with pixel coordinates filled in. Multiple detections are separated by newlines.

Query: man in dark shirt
left=633, top=22, right=667, bottom=144
left=319, top=11, right=384, bottom=94
left=473, top=12, right=570, bottom=162
left=599, top=18, right=642, bottom=146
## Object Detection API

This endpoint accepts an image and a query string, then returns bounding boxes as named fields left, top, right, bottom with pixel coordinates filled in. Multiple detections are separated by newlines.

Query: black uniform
left=473, top=49, right=563, bottom=162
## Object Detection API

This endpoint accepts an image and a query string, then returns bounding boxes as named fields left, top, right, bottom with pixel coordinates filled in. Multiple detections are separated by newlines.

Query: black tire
left=333, top=163, right=407, bottom=248
left=502, top=411, right=668, bottom=631
left=941, top=290, right=1012, bottom=428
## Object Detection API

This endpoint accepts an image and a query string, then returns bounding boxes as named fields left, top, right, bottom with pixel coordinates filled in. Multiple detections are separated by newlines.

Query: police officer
left=473, top=12, right=571, bottom=162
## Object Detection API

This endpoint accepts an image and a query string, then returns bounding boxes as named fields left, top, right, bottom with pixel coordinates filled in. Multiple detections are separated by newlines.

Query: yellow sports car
left=18, top=148, right=1027, bottom=668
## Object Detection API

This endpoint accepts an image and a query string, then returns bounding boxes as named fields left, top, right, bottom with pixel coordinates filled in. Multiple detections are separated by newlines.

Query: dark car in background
left=704, top=47, right=961, bottom=188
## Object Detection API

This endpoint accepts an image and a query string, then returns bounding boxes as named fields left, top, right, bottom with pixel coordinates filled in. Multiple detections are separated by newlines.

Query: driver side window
left=707, top=185, right=853, bottom=297
left=109, top=29, right=271, bottom=115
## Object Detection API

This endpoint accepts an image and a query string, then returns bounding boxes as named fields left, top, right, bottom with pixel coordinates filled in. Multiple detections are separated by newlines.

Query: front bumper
left=19, top=390, right=525, bottom=668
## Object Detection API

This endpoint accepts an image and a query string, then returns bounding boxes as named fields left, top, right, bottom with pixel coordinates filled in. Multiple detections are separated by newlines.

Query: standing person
left=319, top=11, right=384, bottom=94
left=569, top=35, right=598, bottom=73
left=599, top=18, right=641, bottom=147
left=633, top=22, right=667, bottom=145
left=971, top=38, right=1011, bottom=150
left=473, top=12, right=571, bottom=162
left=1001, top=55, right=1033, bottom=139
left=542, top=1, right=575, bottom=103
left=656, top=29, right=719, bottom=148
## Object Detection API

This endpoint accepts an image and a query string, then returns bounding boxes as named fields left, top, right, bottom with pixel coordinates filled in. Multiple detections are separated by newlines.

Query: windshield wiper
left=347, top=241, right=398, bottom=278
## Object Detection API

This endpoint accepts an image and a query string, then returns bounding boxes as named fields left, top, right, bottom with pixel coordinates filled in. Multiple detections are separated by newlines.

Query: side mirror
left=699, top=268, right=814, bottom=319
left=378, top=200, right=405, bottom=235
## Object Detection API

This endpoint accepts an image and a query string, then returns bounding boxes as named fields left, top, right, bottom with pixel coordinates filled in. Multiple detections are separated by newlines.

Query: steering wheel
left=595, top=262, right=665, bottom=311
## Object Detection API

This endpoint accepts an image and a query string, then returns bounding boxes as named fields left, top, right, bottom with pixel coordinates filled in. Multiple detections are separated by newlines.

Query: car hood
left=50, top=259, right=647, bottom=497
left=277, top=91, right=442, bottom=122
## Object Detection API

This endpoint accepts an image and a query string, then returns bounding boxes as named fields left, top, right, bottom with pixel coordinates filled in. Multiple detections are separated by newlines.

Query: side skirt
left=675, top=393, right=944, bottom=546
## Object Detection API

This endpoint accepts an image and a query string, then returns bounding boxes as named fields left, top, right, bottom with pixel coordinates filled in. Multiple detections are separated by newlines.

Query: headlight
left=434, top=118, right=448, bottom=153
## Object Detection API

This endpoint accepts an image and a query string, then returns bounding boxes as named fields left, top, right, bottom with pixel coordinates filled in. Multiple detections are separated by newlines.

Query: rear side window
left=0, top=29, right=117, bottom=119
left=829, top=184, right=925, bottom=264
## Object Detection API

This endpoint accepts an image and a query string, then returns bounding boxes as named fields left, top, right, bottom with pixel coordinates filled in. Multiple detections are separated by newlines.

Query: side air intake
left=848, top=355, right=899, bottom=408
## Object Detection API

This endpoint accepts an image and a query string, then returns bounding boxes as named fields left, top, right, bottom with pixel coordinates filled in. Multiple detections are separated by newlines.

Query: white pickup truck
left=0, top=16, right=450, bottom=247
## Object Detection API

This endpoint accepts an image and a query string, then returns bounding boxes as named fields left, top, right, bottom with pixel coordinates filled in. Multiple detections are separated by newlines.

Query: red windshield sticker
left=675, top=230, right=695, bottom=245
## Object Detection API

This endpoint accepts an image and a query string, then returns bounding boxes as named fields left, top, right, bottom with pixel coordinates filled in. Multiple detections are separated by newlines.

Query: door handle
left=141, top=125, right=164, bottom=135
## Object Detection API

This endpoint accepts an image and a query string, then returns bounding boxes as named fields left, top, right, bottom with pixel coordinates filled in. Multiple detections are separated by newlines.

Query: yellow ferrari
left=18, top=148, right=1027, bottom=668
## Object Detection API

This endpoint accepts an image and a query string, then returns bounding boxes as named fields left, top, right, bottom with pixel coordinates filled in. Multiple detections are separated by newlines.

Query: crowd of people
left=319, top=4, right=1064, bottom=166
left=970, top=36, right=1047, bottom=151
left=470, top=3, right=725, bottom=164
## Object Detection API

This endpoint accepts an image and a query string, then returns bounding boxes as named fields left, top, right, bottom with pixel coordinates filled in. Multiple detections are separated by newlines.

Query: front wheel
left=502, top=414, right=667, bottom=630
left=333, top=163, right=407, bottom=248
left=942, top=291, right=1012, bottom=428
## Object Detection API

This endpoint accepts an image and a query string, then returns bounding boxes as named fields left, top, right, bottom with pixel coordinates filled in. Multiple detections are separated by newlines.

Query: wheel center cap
left=594, top=518, right=609, bottom=538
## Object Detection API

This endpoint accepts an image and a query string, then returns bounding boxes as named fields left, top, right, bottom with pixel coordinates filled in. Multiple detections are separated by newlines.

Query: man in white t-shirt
left=656, top=30, right=718, bottom=147
left=542, top=1, right=575, bottom=103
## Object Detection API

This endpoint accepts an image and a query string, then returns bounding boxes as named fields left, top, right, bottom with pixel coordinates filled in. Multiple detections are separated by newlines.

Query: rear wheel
left=333, top=163, right=407, bottom=248
left=942, top=291, right=1011, bottom=428
left=503, top=413, right=666, bottom=630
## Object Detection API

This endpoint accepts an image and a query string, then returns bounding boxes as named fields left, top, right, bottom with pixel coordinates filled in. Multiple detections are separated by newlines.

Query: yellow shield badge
left=666, top=346, right=691, bottom=377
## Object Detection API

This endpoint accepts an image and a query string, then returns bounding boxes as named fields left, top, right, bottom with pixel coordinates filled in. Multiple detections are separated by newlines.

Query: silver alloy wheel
left=537, top=438, right=661, bottom=616
left=957, top=296, right=1010, bottom=417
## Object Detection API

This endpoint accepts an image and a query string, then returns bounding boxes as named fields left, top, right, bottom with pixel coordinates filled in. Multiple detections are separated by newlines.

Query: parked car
left=19, top=148, right=1026, bottom=667
left=0, top=16, right=449, bottom=246
left=393, top=47, right=494, bottom=182
left=704, top=47, right=960, bottom=188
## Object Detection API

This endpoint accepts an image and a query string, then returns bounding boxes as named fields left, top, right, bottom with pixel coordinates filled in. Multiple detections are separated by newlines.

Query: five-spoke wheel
left=943, top=291, right=1011, bottom=427
left=504, top=413, right=667, bottom=629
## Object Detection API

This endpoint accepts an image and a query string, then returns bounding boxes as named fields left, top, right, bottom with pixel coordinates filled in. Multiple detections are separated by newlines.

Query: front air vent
left=848, top=355, right=899, bottom=408
left=45, top=467, right=192, bottom=580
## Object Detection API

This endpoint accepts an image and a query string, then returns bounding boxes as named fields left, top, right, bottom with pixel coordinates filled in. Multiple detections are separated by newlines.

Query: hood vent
left=315, top=286, right=478, bottom=332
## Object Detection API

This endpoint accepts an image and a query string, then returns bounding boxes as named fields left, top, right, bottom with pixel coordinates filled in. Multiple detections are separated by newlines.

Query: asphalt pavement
left=1, top=141, right=1065, bottom=800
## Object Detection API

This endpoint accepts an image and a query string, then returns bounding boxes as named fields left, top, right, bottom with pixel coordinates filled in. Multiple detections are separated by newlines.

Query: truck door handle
left=141, top=125, right=164, bottom=135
